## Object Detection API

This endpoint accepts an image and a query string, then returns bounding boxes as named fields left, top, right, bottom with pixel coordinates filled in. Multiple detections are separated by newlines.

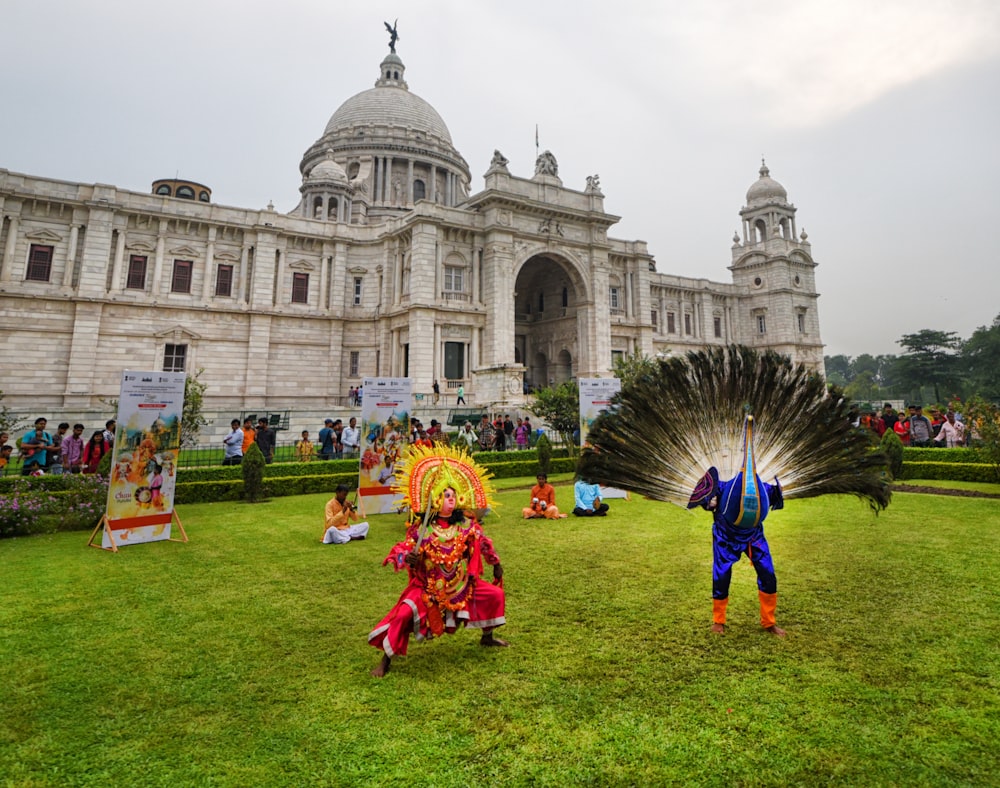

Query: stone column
left=433, top=322, right=441, bottom=379
left=62, top=301, right=104, bottom=408
left=373, top=158, right=381, bottom=204
left=385, top=157, right=393, bottom=206
left=63, top=224, right=79, bottom=288
left=1, top=215, right=18, bottom=281
left=202, top=227, right=217, bottom=300
left=109, top=230, right=126, bottom=293
left=407, top=159, right=414, bottom=205
left=151, top=220, right=167, bottom=296
left=244, top=314, right=272, bottom=401
left=273, top=248, right=285, bottom=307
left=238, top=244, right=250, bottom=304
left=429, top=164, right=437, bottom=203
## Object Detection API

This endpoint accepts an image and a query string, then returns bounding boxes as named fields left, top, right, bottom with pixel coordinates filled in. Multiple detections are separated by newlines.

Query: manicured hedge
left=897, top=462, right=998, bottom=483
left=902, top=447, right=988, bottom=465
left=174, top=472, right=360, bottom=504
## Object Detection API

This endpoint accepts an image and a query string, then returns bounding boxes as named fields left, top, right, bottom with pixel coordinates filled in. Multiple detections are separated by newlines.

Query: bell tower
left=729, top=160, right=824, bottom=371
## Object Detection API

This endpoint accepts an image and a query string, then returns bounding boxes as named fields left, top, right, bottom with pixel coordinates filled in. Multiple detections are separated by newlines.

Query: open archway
left=514, top=252, right=587, bottom=390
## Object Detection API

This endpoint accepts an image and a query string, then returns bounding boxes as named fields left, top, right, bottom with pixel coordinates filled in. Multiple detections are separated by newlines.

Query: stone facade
left=0, top=48, right=823, bottom=423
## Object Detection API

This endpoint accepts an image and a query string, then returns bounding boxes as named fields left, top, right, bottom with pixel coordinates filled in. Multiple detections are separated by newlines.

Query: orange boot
left=711, top=598, right=728, bottom=633
left=758, top=591, right=786, bottom=636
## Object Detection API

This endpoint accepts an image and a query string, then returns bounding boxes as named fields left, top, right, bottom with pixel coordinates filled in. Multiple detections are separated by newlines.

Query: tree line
left=824, top=313, right=1000, bottom=405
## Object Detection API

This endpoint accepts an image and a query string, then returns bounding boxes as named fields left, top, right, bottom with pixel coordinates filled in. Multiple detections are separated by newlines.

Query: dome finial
left=384, top=19, right=399, bottom=54
left=759, top=156, right=770, bottom=178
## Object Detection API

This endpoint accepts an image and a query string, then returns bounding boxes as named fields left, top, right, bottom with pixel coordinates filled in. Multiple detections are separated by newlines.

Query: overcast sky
left=3, top=0, right=998, bottom=358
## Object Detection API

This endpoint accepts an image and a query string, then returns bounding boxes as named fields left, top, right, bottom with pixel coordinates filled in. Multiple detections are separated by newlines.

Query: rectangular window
left=757, top=314, right=767, bottom=334
left=651, top=310, right=657, bottom=326
left=667, top=312, right=675, bottom=334
left=26, top=244, right=53, bottom=282
left=215, top=264, right=234, bottom=297
left=164, top=343, right=187, bottom=372
left=126, top=255, right=147, bottom=290
left=611, top=350, right=624, bottom=368
left=609, top=287, right=620, bottom=310
left=798, top=313, right=806, bottom=333
left=291, top=272, right=309, bottom=304
left=444, top=341, right=465, bottom=380
left=349, top=350, right=359, bottom=377
left=353, top=277, right=362, bottom=306
left=443, top=266, right=464, bottom=291
left=714, top=316, right=722, bottom=338
left=684, top=313, right=692, bottom=335
left=171, top=259, right=193, bottom=293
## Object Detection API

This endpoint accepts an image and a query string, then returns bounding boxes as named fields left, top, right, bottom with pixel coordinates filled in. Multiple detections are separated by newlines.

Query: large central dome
left=296, top=49, right=470, bottom=223
left=324, top=54, right=453, bottom=144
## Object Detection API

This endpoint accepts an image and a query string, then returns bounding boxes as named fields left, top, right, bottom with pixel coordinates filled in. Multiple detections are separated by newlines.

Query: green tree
left=963, top=396, right=1000, bottom=481
left=895, top=329, right=963, bottom=404
left=611, top=352, right=657, bottom=389
left=181, top=369, right=209, bottom=448
left=879, top=428, right=904, bottom=480
left=962, top=313, right=1000, bottom=400
left=824, top=354, right=853, bottom=387
left=0, top=390, right=26, bottom=439
left=529, top=380, right=580, bottom=455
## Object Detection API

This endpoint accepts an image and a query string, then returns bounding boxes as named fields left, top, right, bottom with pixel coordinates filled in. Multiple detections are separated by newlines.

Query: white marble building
left=0, top=45, right=823, bottom=419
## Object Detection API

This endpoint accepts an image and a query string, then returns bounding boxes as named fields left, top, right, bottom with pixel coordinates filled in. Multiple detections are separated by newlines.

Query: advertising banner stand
left=88, top=370, right=189, bottom=553
left=88, top=511, right=188, bottom=553
left=579, top=378, right=629, bottom=500
left=358, top=377, right=413, bottom=514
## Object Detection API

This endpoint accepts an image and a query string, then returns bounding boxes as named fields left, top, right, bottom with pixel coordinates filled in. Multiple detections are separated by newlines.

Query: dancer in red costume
left=369, top=446, right=508, bottom=677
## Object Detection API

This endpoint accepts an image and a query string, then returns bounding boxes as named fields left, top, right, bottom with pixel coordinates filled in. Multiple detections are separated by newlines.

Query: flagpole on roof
left=535, top=124, right=539, bottom=161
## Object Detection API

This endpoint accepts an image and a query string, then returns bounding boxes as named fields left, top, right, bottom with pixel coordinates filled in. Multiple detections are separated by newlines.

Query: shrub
left=536, top=433, right=553, bottom=475
left=880, top=429, right=904, bottom=479
left=0, top=473, right=108, bottom=538
left=242, top=443, right=266, bottom=502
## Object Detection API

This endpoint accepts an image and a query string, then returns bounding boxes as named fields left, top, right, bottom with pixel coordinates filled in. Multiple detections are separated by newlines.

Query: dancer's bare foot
left=711, top=623, right=726, bottom=634
left=480, top=633, right=510, bottom=647
left=764, top=625, right=786, bottom=637
left=371, top=655, right=391, bottom=677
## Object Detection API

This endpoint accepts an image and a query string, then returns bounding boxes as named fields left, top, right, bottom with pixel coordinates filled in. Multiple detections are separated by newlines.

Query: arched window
left=413, top=179, right=426, bottom=200
left=199, top=191, right=210, bottom=202
left=754, top=218, right=766, bottom=243
left=176, top=186, right=195, bottom=200
left=155, top=184, right=171, bottom=195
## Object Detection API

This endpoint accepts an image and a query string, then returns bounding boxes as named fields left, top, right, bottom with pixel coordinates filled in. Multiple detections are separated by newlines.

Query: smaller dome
left=746, top=161, right=787, bottom=206
left=307, top=157, right=348, bottom=185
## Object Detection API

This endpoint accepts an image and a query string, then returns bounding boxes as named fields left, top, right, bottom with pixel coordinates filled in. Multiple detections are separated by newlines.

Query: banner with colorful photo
left=102, top=370, right=186, bottom=548
left=578, top=377, right=628, bottom=499
left=358, top=377, right=412, bottom=514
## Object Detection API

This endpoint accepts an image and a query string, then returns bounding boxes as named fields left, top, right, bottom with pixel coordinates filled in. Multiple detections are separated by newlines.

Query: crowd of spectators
left=855, top=403, right=967, bottom=447
left=0, top=417, right=116, bottom=476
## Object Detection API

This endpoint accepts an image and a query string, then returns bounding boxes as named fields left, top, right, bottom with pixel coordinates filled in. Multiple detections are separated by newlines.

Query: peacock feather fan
left=577, top=345, right=891, bottom=511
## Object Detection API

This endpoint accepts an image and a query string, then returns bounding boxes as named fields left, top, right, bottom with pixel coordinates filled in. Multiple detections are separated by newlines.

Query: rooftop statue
left=384, top=19, right=399, bottom=53
left=535, top=150, right=558, bottom=177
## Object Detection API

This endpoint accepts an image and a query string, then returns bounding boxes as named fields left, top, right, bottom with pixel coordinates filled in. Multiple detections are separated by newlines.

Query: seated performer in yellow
left=321, top=484, right=369, bottom=544
left=521, top=472, right=567, bottom=519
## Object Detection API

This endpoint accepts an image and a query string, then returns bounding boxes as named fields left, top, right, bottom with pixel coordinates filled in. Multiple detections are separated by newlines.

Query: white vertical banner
left=578, top=377, right=629, bottom=499
left=358, top=377, right=412, bottom=514
left=102, top=370, right=186, bottom=548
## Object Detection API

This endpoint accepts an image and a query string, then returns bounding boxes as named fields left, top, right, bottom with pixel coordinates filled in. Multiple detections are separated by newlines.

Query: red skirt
left=368, top=578, right=505, bottom=657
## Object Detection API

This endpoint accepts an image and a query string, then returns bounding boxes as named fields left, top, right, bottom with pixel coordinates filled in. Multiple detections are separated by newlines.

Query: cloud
left=655, top=0, right=1000, bottom=127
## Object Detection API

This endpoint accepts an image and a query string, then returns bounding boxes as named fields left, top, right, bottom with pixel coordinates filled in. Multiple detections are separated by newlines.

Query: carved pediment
left=215, top=251, right=240, bottom=262
left=168, top=245, right=201, bottom=258
left=289, top=259, right=316, bottom=271
left=127, top=240, right=156, bottom=254
left=348, top=266, right=367, bottom=274
left=25, top=228, right=63, bottom=242
left=153, top=324, right=202, bottom=341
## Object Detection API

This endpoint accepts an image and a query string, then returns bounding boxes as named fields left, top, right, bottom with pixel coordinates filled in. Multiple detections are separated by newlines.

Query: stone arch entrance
left=514, top=252, right=587, bottom=390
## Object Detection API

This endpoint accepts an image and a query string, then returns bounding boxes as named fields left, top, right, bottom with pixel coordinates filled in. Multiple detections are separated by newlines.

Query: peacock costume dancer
left=688, top=415, right=786, bottom=634
left=578, top=345, right=891, bottom=636
left=369, top=445, right=508, bottom=677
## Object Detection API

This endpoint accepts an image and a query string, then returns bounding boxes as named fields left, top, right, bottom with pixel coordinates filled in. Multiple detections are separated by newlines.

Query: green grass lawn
left=2, top=485, right=998, bottom=786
